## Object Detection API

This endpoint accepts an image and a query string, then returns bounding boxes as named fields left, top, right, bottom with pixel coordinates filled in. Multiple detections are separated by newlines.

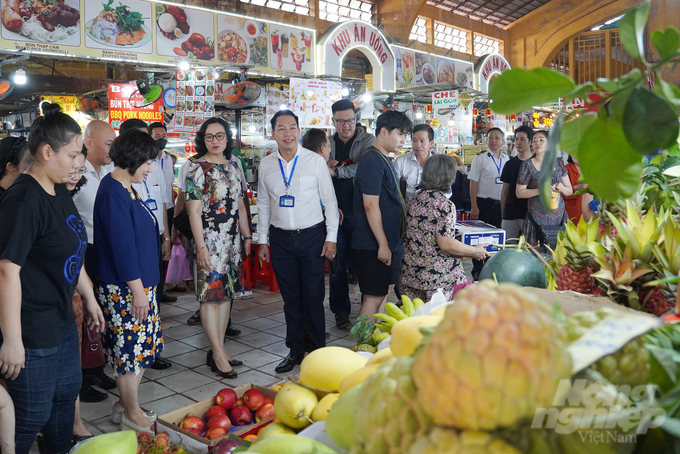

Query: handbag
left=528, top=211, right=564, bottom=250
left=81, top=327, right=105, bottom=369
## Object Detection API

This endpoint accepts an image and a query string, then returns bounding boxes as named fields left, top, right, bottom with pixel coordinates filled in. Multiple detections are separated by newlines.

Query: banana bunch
left=374, top=296, right=424, bottom=333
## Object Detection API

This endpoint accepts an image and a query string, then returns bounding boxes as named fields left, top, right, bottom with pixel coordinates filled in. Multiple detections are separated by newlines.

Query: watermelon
left=478, top=248, right=547, bottom=288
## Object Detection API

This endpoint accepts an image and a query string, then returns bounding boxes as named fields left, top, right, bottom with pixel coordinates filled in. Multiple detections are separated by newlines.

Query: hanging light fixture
left=14, top=64, right=26, bottom=85
left=178, top=61, right=190, bottom=71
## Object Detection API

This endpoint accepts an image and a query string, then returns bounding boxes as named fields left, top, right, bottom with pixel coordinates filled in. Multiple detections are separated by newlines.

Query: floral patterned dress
left=517, top=158, right=568, bottom=246
left=186, top=158, right=242, bottom=302
left=401, top=190, right=470, bottom=301
left=97, top=187, right=163, bottom=376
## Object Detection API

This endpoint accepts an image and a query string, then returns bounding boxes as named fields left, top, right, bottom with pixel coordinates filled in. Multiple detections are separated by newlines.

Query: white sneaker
left=234, top=290, right=253, bottom=300
left=112, top=401, right=157, bottom=424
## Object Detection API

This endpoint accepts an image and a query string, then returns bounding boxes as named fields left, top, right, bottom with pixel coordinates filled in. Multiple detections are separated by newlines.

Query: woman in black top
left=0, top=103, right=105, bottom=454
left=0, top=136, right=31, bottom=197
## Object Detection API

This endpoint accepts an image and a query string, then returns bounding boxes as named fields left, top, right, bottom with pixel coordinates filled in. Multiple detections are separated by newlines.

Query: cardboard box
left=157, top=384, right=277, bottom=453
left=455, top=220, right=505, bottom=253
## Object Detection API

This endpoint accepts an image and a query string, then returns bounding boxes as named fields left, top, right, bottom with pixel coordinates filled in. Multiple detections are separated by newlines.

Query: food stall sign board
left=108, top=82, right=163, bottom=130
left=317, top=20, right=395, bottom=92
left=432, top=90, right=459, bottom=110
left=474, top=54, right=510, bottom=94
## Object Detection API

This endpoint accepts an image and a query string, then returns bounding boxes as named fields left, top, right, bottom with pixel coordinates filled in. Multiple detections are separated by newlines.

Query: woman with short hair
left=187, top=117, right=251, bottom=379
left=0, top=102, right=104, bottom=453
left=93, top=130, right=163, bottom=433
left=401, top=154, right=489, bottom=301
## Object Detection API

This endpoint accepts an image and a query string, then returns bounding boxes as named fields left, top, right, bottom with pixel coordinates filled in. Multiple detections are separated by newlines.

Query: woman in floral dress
left=186, top=118, right=251, bottom=379
left=401, top=154, right=489, bottom=301
left=93, top=130, right=162, bottom=434
left=516, top=130, right=573, bottom=246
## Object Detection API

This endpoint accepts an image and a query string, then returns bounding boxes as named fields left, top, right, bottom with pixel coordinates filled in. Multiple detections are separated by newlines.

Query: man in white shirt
left=394, top=124, right=434, bottom=203
left=72, top=120, right=117, bottom=402
left=468, top=127, right=508, bottom=280
left=258, top=110, right=338, bottom=373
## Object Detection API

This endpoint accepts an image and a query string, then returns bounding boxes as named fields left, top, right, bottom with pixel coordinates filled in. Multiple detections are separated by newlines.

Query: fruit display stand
left=524, top=287, right=656, bottom=317
left=156, top=384, right=277, bottom=453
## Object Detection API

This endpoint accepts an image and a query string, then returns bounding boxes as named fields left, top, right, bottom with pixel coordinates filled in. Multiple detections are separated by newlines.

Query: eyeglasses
left=204, top=133, right=226, bottom=142
left=70, top=167, right=87, bottom=178
left=333, top=118, right=356, bottom=126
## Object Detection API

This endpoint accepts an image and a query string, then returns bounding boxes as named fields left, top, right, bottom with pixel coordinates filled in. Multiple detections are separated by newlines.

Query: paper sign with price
left=568, top=310, right=662, bottom=375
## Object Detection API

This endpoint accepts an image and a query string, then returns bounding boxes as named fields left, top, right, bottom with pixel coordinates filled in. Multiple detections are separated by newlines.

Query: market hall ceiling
left=425, top=0, right=552, bottom=27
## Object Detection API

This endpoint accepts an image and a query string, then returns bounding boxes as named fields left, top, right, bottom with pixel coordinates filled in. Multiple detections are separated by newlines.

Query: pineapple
left=412, top=281, right=573, bottom=431
left=552, top=218, right=602, bottom=294
left=651, top=219, right=680, bottom=311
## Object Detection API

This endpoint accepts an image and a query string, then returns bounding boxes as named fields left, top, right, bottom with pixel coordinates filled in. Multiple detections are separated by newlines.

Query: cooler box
left=455, top=220, right=505, bottom=253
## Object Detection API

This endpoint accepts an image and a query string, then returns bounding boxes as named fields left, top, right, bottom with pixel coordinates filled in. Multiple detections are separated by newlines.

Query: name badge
left=495, top=177, right=502, bottom=184
left=146, top=199, right=158, bottom=211
left=279, top=195, right=295, bottom=208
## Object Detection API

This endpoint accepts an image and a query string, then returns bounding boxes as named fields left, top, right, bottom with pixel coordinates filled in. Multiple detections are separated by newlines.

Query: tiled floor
left=31, top=259, right=473, bottom=451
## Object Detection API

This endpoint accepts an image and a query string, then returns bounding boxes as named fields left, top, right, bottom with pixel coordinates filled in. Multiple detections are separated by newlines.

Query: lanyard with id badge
left=278, top=156, right=298, bottom=208
left=143, top=180, right=158, bottom=211
left=489, top=153, right=503, bottom=184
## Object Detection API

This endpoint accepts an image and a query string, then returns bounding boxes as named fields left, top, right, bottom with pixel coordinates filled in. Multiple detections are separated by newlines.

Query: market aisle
left=30, top=259, right=472, bottom=450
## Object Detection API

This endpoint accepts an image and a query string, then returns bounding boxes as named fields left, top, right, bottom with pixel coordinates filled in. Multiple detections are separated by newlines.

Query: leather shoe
left=225, top=326, right=241, bottom=337
left=150, top=357, right=172, bottom=370
left=159, top=294, right=177, bottom=303
left=79, top=384, right=108, bottom=403
left=275, top=354, right=304, bottom=374
left=84, top=368, right=117, bottom=390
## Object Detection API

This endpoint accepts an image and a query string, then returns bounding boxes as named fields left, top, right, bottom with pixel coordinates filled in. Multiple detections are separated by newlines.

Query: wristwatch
left=163, top=237, right=171, bottom=242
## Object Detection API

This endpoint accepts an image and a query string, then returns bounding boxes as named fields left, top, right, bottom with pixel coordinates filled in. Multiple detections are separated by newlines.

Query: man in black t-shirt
left=500, top=125, right=534, bottom=243
left=352, top=111, right=411, bottom=319
left=327, top=99, right=375, bottom=329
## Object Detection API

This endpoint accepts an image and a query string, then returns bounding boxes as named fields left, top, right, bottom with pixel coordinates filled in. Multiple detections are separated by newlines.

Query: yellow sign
left=532, top=112, right=553, bottom=128
left=40, top=95, right=90, bottom=129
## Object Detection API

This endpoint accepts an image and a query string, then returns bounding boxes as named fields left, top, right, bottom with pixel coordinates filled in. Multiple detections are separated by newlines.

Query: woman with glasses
left=186, top=118, right=251, bottom=379
left=516, top=130, right=572, bottom=246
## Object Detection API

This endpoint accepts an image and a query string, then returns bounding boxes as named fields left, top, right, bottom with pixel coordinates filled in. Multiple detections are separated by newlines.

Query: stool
left=251, top=248, right=279, bottom=292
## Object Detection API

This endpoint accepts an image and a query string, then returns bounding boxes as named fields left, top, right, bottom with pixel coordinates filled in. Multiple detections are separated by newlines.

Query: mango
left=254, top=422, right=296, bottom=443
left=299, top=346, right=368, bottom=391
left=71, top=431, right=137, bottom=454
left=390, top=315, right=443, bottom=356
left=365, top=347, right=394, bottom=366
left=311, top=392, right=340, bottom=421
left=338, top=364, right=379, bottom=394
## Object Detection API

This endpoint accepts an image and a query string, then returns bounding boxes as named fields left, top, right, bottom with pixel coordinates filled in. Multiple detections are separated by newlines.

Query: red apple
left=243, top=389, right=265, bottom=411
left=207, top=414, right=232, bottom=430
left=262, top=396, right=274, bottom=406
left=205, top=427, right=228, bottom=440
left=179, top=415, right=204, bottom=434
left=206, top=405, right=228, bottom=420
left=229, top=404, right=253, bottom=426
left=255, top=403, right=275, bottom=422
left=215, top=388, right=238, bottom=409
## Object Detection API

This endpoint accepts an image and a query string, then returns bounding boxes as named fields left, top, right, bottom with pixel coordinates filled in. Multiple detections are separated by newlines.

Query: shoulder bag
left=373, top=150, right=408, bottom=240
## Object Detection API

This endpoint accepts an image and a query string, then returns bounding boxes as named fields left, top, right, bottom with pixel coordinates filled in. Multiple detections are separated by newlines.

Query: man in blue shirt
left=352, top=111, right=412, bottom=318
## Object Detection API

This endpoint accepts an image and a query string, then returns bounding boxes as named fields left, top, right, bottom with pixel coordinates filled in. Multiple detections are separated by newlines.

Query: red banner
left=108, top=83, right=163, bottom=131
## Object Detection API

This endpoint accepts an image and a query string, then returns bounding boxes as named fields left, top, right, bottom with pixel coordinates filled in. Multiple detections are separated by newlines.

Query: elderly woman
left=187, top=118, right=251, bottom=379
left=93, top=130, right=163, bottom=433
left=516, top=130, right=572, bottom=246
left=0, top=102, right=104, bottom=453
left=401, top=154, right=489, bottom=301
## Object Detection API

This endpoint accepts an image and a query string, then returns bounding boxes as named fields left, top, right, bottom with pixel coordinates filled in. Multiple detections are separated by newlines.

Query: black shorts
left=352, top=249, right=399, bottom=296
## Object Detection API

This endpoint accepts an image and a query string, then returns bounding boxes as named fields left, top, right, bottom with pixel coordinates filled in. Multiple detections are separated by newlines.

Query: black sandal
left=229, top=359, right=243, bottom=367
left=210, top=357, right=238, bottom=379
left=208, top=349, right=243, bottom=367
left=187, top=310, right=201, bottom=325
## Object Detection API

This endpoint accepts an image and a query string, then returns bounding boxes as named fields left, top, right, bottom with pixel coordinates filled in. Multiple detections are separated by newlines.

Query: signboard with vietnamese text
left=173, top=68, right=217, bottom=133
left=393, top=45, right=473, bottom=90
left=474, top=54, right=511, bottom=94
left=0, top=0, right=314, bottom=75
left=317, top=21, right=395, bottom=92
left=40, top=95, right=90, bottom=129
left=432, top=90, right=459, bottom=110
left=289, top=78, right=342, bottom=128
left=108, top=83, right=163, bottom=130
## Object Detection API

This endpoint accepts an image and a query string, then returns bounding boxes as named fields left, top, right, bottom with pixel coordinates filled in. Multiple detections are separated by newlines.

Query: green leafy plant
left=489, top=0, right=680, bottom=206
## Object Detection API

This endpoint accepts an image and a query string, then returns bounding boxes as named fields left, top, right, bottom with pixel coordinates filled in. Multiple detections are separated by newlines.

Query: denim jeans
left=329, top=219, right=354, bottom=316
left=5, top=323, right=81, bottom=454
